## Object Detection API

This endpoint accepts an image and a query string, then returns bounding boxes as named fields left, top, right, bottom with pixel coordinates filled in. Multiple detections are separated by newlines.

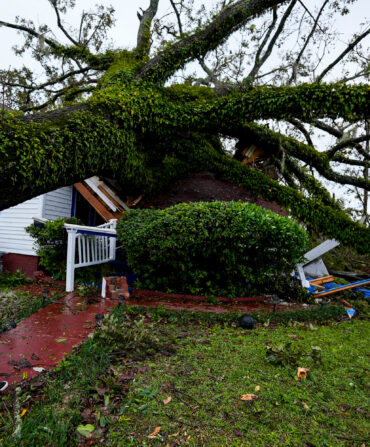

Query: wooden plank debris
left=313, top=279, right=370, bottom=297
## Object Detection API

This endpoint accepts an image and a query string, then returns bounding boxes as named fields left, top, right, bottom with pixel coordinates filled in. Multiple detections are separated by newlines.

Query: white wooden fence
left=65, top=219, right=117, bottom=292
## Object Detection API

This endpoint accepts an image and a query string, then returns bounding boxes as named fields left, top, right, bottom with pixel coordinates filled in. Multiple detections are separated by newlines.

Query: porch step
left=102, top=276, right=130, bottom=300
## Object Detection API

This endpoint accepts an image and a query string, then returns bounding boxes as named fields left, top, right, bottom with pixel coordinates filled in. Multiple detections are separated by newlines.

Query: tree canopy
left=0, top=0, right=369, bottom=253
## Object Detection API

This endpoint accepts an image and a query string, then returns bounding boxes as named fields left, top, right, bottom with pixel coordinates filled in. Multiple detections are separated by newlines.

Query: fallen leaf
left=297, top=367, right=309, bottom=379
left=303, top=402, right=309, bottom=409
left=77, top=424, right=95, bottom=438
left=287, top=334, right=298, bottom=340
left=163, top=396, right=172, bottom=405
left=255, top=385, right=260, bottom=392
left=56, top=338, right=67, bottom=343
left=148, top=426, right=161, bottom=438
left=33, top=367, right=45, bottom=373
left=241, top=394, right=258, bottom=401
left=20, top=409, right=27, bottom=417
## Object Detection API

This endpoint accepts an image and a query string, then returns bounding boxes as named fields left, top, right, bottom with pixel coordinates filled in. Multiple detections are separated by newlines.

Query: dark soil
left=15, top=282, right=65, bottom=295
left=145, top=171, right=285, bottom=215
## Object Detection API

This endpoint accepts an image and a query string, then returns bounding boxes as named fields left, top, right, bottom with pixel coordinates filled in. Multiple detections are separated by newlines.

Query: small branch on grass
left=12, top=387, right=22, bottom=440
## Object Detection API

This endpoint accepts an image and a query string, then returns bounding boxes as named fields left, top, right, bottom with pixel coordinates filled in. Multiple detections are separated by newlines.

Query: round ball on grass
left=239, top=314, right=255, bottom=330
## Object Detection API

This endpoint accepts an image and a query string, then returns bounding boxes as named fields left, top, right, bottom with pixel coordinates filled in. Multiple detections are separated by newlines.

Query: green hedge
left=117, top=201, right=308, bottom=297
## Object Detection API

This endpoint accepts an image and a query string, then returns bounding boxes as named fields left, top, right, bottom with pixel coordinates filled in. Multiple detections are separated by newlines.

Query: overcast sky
left=1, top=0, right=368, bottom=75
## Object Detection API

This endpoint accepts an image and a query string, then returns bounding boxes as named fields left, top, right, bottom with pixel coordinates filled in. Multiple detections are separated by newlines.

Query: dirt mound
left=146, top=171, right=285, bottom=215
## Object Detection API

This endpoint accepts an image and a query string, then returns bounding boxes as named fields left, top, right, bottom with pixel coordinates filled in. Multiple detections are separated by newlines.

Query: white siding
left=0, top=195, right=44, bottom=255
left=0, top=186, right=73, bottom=256
left=43, top=186, right=73, bottom=220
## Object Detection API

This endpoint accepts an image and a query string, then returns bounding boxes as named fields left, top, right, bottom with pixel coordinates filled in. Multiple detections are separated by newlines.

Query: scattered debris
left=76, top=424, right=95, bottom=438
left=342, top=299, right=356, bottom=319
left=241, top=394, right=258, bottom=401
left=148, top=426, right=161, bottom=438
left=297, top=367, right=309, bottom=379
left=8, top=358, right=31, bottom=370
left=287, top=334, right=298, bottom=340
left=163, top=396, right=172, bottom=405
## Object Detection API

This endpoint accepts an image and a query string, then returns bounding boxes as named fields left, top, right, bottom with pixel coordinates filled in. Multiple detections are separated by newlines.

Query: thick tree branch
left=17, top=83, right=370, bottom=126
left=5, top=67, right=92, bottom=93
left=245, top=0, right=296, bottom=84
left=289, top=0, right=329, bottom=84
left=22, top=85, right=95, bottom=112
left=50, top=0, right=79, bottom=46
left=355, top=144, right=370, bottom=161
left=215, top=122, right=370, bottom=191
left=135, top=0, right=286, bottom=82
left=170, top=0, right=184, bottom=35
left=0, top=19, right=112, bottom=70
left=0, top=20, right=61, bottom=50
left=288, top=118, right=314, bottom=146
left=284, top=155, right=335, bottom=204
left=244, top=6, right=278, bottom=83
left=316, top=27, right=370, bottom=82
left=331, top=155, right=368, bottom=167
left=310, top=118, right=343, bottom=138
left=326, top=135, right=370, bottom=158
left=136, top=0, right=160, bottom=58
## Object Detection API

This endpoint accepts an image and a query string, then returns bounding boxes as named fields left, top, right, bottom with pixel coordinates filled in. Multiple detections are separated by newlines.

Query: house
left=0, top=177, right=128, bottom=278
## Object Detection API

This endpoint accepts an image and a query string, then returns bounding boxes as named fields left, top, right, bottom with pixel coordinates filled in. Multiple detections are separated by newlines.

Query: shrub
left=26, top=217, right=81, bottom=279
left=0, top=270, right=29, bottom=288
left=117, top=201, right=308, bottom=297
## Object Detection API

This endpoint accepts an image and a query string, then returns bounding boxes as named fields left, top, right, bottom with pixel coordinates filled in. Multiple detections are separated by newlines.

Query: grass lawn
left=0, top=309, right=369, bottom=446
left=0, top=288, right=65, bottom=333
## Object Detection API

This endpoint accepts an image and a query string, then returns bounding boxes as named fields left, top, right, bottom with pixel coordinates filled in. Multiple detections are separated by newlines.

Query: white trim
left=96, top=179, right=130, bottom=211
left=64, top=223, right=116, bottom=235
left=39, top=194, right=45, bottom=219
left=85, top=177, right=117, bottom=212
left=32, top=217, right=48, bottom=223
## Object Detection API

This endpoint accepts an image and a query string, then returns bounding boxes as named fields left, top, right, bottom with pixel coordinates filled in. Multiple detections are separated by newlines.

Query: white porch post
left=66, top=228, right=77, bottom=292
left=109, top=219, right=117, bottom=260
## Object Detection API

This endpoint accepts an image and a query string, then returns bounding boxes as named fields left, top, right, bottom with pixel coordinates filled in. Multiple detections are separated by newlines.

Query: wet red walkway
left=0, top=293, right=117, bottom=386
left=0, top=290, right=301, bottom=387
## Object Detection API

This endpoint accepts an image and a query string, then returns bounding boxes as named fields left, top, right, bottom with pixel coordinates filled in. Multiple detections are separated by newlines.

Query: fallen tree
left=0, top=0, right=369, bottom=253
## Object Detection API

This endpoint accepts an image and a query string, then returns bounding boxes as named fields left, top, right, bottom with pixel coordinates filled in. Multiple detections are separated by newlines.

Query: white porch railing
left=65, top=219, right=117, bottom=292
